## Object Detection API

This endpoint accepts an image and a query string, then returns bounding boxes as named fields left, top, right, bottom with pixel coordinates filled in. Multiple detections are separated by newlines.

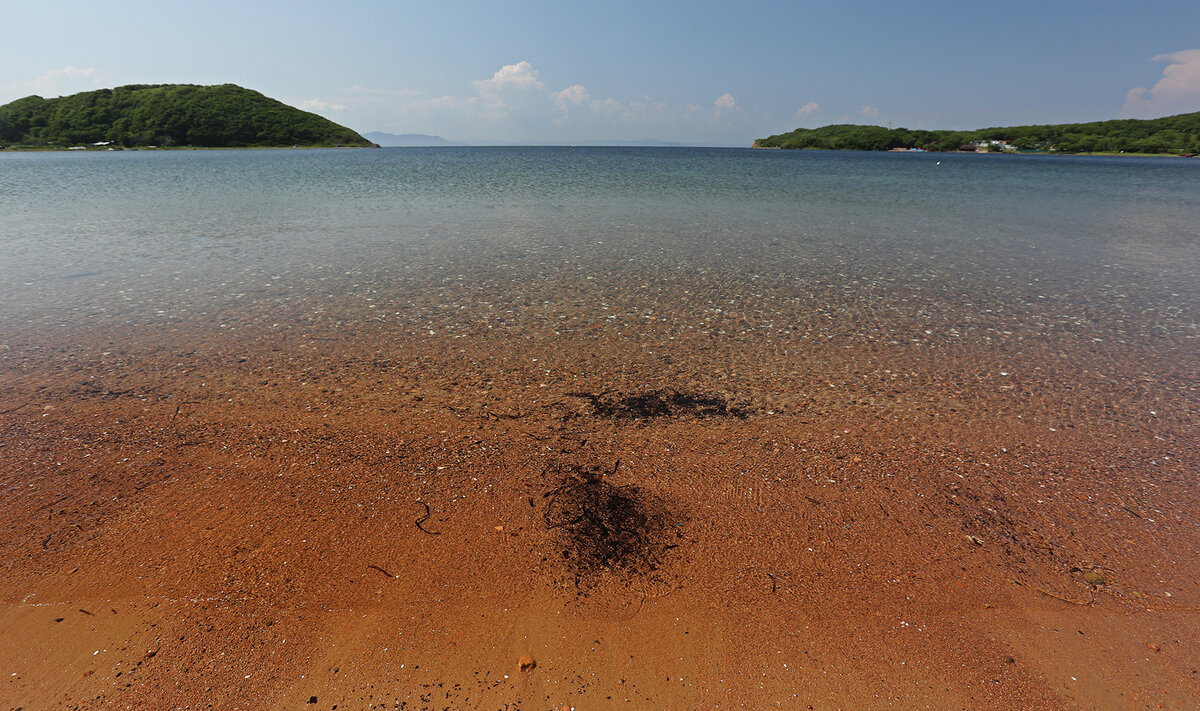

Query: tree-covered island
left=754, top=112, right=1200, bottom=155
left=0, top=84, right=373, bottom=149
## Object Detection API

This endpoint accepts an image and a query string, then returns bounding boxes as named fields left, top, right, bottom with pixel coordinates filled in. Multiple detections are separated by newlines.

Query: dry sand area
left=2, top=285, right=1199, bottom=710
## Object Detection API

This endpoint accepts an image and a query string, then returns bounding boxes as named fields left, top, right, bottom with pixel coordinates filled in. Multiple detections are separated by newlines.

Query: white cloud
left=1122, top=49, right=1200, bottom=118
left=795, top=101, right=820, bottom=118
left=1, top=66, right=103, bottom=101
left=299, top=98, right=348, bottom=112
left=554, top=84, right=589, bottom=107
left=473, top=61, right=544, bottom=93
left=859, top=105, right=881, bottom=119
left=710, top=93, right=742, bottom=126
left=468, top=61, right=549, bottom=120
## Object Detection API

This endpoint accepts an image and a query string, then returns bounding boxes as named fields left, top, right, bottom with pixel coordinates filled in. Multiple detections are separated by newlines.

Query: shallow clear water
left=1, top=147, right=1197, bottom=413
left=1, top=149, right=1195, bottom=323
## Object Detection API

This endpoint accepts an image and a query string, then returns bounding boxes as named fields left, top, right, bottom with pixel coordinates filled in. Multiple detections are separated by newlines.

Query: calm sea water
left=1, top=147, right=1197, bottom=392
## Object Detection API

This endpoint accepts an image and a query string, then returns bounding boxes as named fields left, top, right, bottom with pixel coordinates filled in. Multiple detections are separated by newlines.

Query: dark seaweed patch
left=543, top=463, right=676, bottom=587
left=568, top=389, right=745, bottom=419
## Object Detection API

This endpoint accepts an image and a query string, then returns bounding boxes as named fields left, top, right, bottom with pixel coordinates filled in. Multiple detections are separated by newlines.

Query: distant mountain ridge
left=466, top=138, right=689, bottom=147
left=0, top=84, right=373, bottom=148
left=364, top=134, right=694, bottom=147
left=364, top=132, right=456, bottom=147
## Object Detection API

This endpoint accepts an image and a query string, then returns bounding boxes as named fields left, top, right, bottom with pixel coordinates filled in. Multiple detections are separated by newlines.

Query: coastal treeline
left=0, top=84, right=372, bottom=149
left=755, top=112, right=1200, bottom=154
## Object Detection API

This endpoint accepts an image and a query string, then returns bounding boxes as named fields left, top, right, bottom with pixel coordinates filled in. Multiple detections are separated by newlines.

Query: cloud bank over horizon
left=1122, top=49, right=1200, bottom=118
left=286, top=54, right=1200, bottom=144
left=291, top=61, right=760, bottom=144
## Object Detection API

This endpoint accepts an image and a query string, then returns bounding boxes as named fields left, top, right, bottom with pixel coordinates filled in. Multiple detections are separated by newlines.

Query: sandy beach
left=2, top=291, right=1197, bottom=710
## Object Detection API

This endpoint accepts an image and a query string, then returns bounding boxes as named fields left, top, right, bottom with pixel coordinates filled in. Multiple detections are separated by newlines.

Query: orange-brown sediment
left=2, top=259, right=1198, bottom=709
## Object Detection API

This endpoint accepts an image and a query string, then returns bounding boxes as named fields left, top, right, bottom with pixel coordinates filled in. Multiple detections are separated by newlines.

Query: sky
left=2, top=0, right=1199, bottom=146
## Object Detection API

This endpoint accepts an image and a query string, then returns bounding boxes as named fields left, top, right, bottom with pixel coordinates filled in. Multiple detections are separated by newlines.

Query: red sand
left=2, top=310, right=1198, bottom=710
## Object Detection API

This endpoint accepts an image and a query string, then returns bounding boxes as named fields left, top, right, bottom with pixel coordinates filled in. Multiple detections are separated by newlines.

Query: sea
left=1, top=147, right=1197, bottom=427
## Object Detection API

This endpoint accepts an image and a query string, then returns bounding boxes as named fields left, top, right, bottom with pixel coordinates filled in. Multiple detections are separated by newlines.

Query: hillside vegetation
left=754, top=112, right=1200, bottom=154
left=0, top=84, right=372, bottom=148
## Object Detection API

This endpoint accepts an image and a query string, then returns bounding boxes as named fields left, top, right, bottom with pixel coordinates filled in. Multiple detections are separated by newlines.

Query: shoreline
left=750, top=144, right=1195, bottom=157
left=2, top=146, right=1197, bottom=709
left=0, top=144, right=377, bottom=152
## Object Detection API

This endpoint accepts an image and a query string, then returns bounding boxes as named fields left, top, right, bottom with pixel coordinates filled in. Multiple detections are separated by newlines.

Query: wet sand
left=2, top=243, right=1199, bottom=710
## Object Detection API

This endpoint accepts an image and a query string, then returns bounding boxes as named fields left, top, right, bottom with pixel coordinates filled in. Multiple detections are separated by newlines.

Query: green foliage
left=0, top=84, right=372, bottom=148
left=755, top=112, right=1200, bottom=155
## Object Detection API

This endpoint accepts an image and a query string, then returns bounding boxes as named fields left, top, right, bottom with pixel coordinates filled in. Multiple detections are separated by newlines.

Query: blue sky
left=2, top=0, right=1198, bottom=145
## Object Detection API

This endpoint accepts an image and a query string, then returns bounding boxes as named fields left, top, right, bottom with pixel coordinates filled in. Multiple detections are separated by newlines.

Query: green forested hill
left=0, top=84, right=372, bottom=148
left=754, top=112, right=1200, bottom=155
